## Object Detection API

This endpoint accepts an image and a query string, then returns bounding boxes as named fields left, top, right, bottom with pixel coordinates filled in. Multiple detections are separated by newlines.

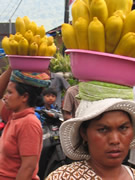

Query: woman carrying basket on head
left=0, top=66, right=50, bottom=180
left=46, top=81, right=135, bottom=180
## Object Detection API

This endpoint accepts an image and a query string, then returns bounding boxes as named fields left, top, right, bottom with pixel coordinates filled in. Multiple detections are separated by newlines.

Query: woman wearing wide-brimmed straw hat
left=0, top=67, right=50, bottom=180
left=46, top=81, right=135, bottom=180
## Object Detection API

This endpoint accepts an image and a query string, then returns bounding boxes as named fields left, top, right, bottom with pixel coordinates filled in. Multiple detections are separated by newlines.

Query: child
left=35, top=88, right=59, bottom=127
left=42, top=87, right=58, bottom=110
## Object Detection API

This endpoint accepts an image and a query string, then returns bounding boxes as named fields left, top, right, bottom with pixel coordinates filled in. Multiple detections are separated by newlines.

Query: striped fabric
left=10, top=70, right=51, bottom=88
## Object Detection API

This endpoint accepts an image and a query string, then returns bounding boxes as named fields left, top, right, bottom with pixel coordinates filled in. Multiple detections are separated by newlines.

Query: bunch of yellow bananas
left=2, top=16, right=56, bottom=57
left=62, top=0, right=135, bottom=58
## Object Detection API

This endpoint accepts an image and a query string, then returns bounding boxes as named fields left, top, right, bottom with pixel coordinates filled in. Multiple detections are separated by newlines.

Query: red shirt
left=0, top=106, right=43, bottom=180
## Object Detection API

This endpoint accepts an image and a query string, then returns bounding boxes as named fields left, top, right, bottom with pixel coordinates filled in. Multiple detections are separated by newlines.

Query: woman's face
left=81, top=111, right=134, bottom=168
left=3, top=82, right=28, bottom=112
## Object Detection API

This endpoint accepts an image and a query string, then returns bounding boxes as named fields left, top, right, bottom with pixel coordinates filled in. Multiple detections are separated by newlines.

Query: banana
left=38, top=42, right=47, bottom=56
left=18, top=37, right=29, bottom=55
left=88, top=17, right=105, bottom=52
left=24, top=30, right=33, bottom=43
left=23, top=16, right=31, bottom=31
left=113, top=10, right=126, bottom=21
left=31, top=35, right=42, bottom=46
left=44, top=44, right=57, bottom=56
left=89, top=0, right=108, bottom=25
left=9, top=39, right=19, bottom=55
left=105, top=15, right=123, bottom=53
left=122, top=10, right=135, bottom=36
left=9, top=34, right=15, bottom=40
left=74, top=17, right=89, bottom=49
left=15, top=17, right=26, bottom=35
left=29, top=42, right=38, bottom=56
left=47, top=36, right=54, bottom=46
left=72, top=0, right=90, bottom=25
left=14, top=32, right=23, bottom=42
left=114, top=32, right=135, bottom=57
left=61, top=23, right=78, bottom=49
left=40, top=36, right=47, bottom=44
left=1, top=36, right=11, bottom=55
left=104, top=0, right=133, bottom=17
left=28, top=21, right=38, bottom=35
left=36, top=25, right=46, bottom=38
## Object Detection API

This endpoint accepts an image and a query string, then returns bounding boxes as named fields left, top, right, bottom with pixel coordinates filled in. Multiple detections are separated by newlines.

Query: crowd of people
left=0, top=65, right=135, bottom=180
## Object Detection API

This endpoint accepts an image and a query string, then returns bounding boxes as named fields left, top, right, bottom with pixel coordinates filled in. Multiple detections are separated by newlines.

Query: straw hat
left=60, top=98, right=135, bottom=160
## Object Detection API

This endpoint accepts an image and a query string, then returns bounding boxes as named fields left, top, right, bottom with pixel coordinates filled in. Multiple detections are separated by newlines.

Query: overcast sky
left=0, top=0, right=72, bottom=31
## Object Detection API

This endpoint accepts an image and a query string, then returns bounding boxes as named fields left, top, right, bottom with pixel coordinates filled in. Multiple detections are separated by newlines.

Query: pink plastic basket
left=8, top=55, right=52, bottom=72
left=66, top=49, right=135, bottom=87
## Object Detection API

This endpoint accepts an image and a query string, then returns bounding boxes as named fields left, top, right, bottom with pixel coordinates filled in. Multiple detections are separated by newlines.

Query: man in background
left=62, top=85, right=80, bottom=120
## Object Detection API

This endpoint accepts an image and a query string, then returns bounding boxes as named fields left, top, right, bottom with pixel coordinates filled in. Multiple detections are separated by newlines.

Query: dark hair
left=74, top=110, right=132, bottom=153
left=42, top=88, right=57, bottom=97
left=14, top=82, right=45, bottom=107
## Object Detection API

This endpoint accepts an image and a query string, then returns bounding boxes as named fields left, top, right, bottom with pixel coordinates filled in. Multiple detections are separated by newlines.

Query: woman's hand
left=0, top=66, right=12, bottom=99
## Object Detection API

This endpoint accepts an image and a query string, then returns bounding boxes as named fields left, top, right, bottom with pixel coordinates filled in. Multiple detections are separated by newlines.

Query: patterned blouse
left=45, top=160, right=135, bottom=180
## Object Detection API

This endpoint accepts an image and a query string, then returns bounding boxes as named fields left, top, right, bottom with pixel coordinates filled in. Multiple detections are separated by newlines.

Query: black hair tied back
left=15, top=82, right=44, bottom=107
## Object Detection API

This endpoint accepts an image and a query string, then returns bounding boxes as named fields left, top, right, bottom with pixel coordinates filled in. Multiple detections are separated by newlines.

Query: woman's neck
left=87, top=159, right=132, bottom=180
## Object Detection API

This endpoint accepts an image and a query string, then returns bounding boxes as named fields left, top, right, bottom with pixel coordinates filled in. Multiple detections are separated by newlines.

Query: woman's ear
left=80, top=127, right=88, bottom=142
left=22, top=92, right=29, bottom=103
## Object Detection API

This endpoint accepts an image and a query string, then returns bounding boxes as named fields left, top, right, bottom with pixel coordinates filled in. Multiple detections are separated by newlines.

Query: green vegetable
left=78, top=81, right=133, bottom=101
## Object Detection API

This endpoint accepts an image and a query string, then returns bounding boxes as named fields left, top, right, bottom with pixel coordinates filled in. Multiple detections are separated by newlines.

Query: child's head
left=42, top=88, right=57, bottom=106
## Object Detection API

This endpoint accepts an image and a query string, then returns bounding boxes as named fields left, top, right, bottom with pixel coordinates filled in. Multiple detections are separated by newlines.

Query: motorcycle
left=36, top=108, right=73, bottom=180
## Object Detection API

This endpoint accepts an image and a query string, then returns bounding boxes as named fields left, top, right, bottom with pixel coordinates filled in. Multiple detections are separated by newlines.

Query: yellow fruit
left=71, top=0, right=90, bottom=25
left=23, top=16, right=31, bottom=30
left=82, top=0, right=89, bottom=9
left=114, top=32, right=135, bottom=57
left=45, top=44, right=57, bottom=56
left=36, top=25, right=46, bottom=38
left=61, top=23, right=78, bottom=49
left=14, top=32, right=23, bottom=42
left=18, top=37, right=29, bottom=55
left=52, top=43, right=57, bottom=54
left=89, top=0, right=108, bottom=25
left=38, top=42, right=47, bottom=56
left=113, top=10, right=126, bottom=21
left=105, top=15, right=123, bottom=53
left=24, top=30, right=33, bottom=43
left=1, top=36, right=11, bottom=55
left=15, top=17, right=26, bottom=35
left=29, top=42, right=38, bottom=56
left=122, top=10, right=135, bottom=36
left=82, top=0, right=89, bottom=5
left=31, top=35, right=41, bottom=46
left=74, top=17, right=89, bottom=50
left=9, top=39, right=18, bottom=55
left=28, top=21, right=38, bottom=35
left=9, top=34, right=15, bottom=40
left=104, top=0, right=133, bottom=17
left=47, top=36, right=54, bottom=46
left=88, top=17, right=105, bottom=52
left=40, top=36, right=47, bottom=44
left=87, top=0, right=92, bottom=10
